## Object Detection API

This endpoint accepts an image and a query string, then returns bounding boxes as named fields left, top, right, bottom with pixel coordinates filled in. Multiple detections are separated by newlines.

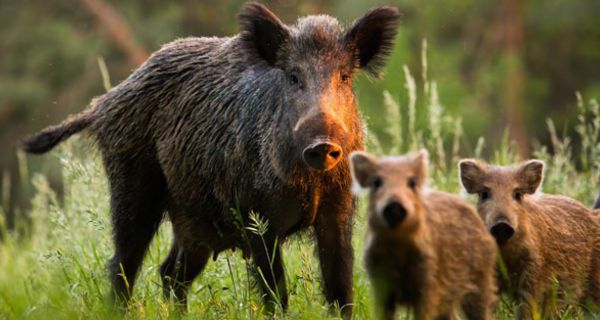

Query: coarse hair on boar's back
left=459, top=159, right=600, bottom=317
left=19, top=2, right=401, bottom=317
left=350, top=150, right=497, bottom=320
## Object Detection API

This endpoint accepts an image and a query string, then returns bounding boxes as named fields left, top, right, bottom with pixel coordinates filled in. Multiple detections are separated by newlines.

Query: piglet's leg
left=370, top=278, right=396, bottom=320
left=313, top=196, right=354, bottom=319
left=586, top=246, right=600, bottom=307
left=516, top=277, right=544, bottom=320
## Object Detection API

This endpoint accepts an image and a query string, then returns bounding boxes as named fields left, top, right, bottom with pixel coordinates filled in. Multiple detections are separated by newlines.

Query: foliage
left=2, top=0, right=600, bottom=227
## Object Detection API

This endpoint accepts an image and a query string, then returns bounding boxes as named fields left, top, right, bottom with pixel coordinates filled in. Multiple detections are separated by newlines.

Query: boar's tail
left=19, top=108, right=96, bottom=154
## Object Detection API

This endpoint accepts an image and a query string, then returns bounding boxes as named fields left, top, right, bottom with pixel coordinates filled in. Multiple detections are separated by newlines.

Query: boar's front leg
left=313, top=196, right=354, bottom=318
left=249, top=232, right=288, bottom=313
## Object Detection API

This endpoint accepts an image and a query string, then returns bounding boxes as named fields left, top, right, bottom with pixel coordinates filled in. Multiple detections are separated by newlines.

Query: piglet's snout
left=489, top=218, right=515, bottom=245
left=381, top=201, right=407, bottom=227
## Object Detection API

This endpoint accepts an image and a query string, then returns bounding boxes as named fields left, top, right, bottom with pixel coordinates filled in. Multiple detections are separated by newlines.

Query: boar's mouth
left=490, top=219, right=515, bottom=245
left=302, top=140, right=343, bottom=171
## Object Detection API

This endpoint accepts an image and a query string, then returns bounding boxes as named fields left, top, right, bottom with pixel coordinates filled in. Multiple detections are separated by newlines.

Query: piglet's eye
left=480, top=188, right=491, bottom=201
left=407, top=177, right=417, bottom=190
left=341, top=74, right=351, bottom=83
left=514, top=190, right=522, bottom=202
left=373, top=177, right=383, bottom=190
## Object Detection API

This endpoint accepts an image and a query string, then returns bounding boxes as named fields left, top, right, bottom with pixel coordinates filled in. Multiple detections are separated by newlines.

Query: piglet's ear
left=516, top=160, right=544, bottom=194
left=350, top=151, right=379, bottom=189
left=413, top=149, right=429, bottom=187
left=344, top=7, right=401, bottom=77
left=239, top=3, right=289, bottom=65
left=459, top=159, right=486, bottom=194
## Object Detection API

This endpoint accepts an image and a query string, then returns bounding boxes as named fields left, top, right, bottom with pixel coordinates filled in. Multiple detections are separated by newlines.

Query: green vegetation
left=1, top=51, right=598, bottom=319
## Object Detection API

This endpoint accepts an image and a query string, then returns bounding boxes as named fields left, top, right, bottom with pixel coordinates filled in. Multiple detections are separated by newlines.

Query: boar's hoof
left=490, top=220, right=514, bottom=245
left=382, top=201, right=407, bottom=227
left=302, top=142, right=343, bottom=171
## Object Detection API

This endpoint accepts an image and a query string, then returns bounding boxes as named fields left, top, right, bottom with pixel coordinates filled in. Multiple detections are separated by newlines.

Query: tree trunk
left=502, top=0, right=529, bottom=158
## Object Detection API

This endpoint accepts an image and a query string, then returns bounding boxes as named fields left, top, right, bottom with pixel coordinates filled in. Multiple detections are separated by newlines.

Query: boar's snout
left=489, top=218, right=515, bottom=245
left=302, top=141, right=343, bottom=171
left=381, top=201, right=407, bottom=227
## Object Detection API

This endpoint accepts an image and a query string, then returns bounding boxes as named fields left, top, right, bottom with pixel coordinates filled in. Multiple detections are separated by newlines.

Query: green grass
left=1, top=49, right=599, bottom=319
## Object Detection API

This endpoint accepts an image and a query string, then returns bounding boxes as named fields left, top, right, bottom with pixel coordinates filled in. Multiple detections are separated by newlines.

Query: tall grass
left=0, top=43, right=598, bottom=319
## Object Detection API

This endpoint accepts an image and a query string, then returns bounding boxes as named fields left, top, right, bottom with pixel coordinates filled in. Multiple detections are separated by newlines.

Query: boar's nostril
left=306, top=150, right=320, bottom=159
left=302, top=142, right=343, bottom=171
left=329, top=150, right=341, bottom=159
left=490, top=220, right=515, bottom=245
left=382, top=202, right=407, bottom=227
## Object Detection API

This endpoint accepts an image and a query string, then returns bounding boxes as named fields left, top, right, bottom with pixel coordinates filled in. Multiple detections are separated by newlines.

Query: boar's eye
left=407, top=177, right=417, bottom=190
left=340, top=73, right=351, bottom=84
left=372, top=177, right=383, bottom=190
left=513, top=190, right=523, bottom=202
left=480, top=188, right=491, bottom=201
left=289, top=73, right=299, bottom=86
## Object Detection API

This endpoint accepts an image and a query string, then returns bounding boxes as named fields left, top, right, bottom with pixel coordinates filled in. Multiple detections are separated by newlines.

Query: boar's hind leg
left=250, top=233, right=288, bottom=312
left=160, top=241, right=211, bottom=306
left=105, top=157, right=167, bottom=303
left=313, top=199, right=354, bottom=319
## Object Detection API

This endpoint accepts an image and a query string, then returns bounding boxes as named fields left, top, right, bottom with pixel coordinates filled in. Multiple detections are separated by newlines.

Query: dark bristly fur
left=351, top=150, right=497, bottom=320
left=459, top=159, right=600, bottom=318
left=20, top=3, right=400, bottom=318
left=343, top=7, right=401, bottom=78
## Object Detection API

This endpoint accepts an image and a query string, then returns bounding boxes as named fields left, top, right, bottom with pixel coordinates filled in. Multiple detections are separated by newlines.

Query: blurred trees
left=80, top=0, right=149, bottom=66
left=350, top=0, right=599, bottom=155
left=0, top=0, right=598, bottom=225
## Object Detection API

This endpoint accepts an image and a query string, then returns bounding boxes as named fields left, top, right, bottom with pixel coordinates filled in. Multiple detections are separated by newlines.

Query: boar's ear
left=350, top=151, right=379, bottom=189
left=239, top=3, right=289, bottom=66
left=413, top=149, right=429, bottom=187
left=516, top=160, right=544, bottom=194
left=344, top=7, right=401, bottom=77
left=459, top=159, right=486, bottom=194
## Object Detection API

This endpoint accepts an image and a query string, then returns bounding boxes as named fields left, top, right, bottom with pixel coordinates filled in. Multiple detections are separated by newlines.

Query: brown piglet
left=351, top=150, right=497, bottom=320
left=459, top=159, right=600, bottom=317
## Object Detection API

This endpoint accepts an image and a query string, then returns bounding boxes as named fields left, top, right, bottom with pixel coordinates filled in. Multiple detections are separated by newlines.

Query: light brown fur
left=459, top=159, right=600, bottom=318
left=352, top=150, right=497, bottom=320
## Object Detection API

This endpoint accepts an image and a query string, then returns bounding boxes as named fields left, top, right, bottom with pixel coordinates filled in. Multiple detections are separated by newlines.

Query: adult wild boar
left=21, top=2, right=400, bottom=316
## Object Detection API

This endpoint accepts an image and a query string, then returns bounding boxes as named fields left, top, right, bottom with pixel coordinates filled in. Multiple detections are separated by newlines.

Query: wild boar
left=351, top=150, right=497, bottom=320
left=20, top=3, right=401, bottom=316
left=459, top=159, right=600, bottom=317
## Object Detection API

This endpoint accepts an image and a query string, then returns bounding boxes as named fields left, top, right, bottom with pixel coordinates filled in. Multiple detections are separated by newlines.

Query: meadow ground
left=0, top=62, right=598, bottom=319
